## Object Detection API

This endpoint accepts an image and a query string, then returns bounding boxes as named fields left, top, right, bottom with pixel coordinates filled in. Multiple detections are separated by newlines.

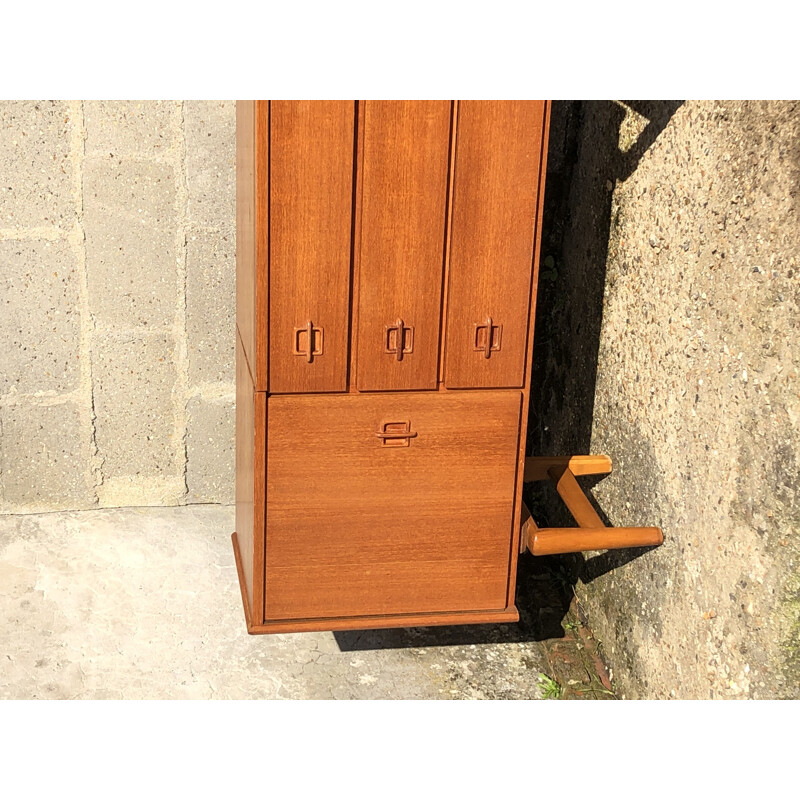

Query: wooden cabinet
left=268, top=101, right=354, bottom=394
left=234, top=100, right=551, bottom=634
left=356, top=101, right=451, bottom=392
left=444, top=101, right=546, bottom=389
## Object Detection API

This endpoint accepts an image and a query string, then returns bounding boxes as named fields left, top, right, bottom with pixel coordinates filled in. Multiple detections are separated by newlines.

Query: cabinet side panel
left=356, top=101, right=451, bottom=391
left=507, top=101, right=551, bottom=606
left=235, top=331, right=256, bottom=612
left=253, top=389, right=266, bottom=621
left=444, top=101, right=545, bottom=388
left=255, top=101, right=269, bottom=390
left=269, top=101, right=354, bottom=393
left=236, top=101, right=257, bottom=380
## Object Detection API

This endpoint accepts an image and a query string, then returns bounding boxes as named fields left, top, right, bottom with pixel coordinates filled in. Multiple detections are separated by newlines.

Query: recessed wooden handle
left=293, top=321, right=323, bottom=363
left=376, top=421, right=417, bottom=447
left=473, top=317, right=502, bottom=358
left=385, top=319, right=414, bottom=361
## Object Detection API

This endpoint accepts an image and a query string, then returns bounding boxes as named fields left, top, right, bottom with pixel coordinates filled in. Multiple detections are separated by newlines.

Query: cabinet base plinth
left=232, top=532, right=519, bottom=635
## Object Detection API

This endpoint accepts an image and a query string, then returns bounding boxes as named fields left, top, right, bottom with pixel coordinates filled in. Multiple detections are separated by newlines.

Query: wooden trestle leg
left=521, top=456, right=663, bottom=556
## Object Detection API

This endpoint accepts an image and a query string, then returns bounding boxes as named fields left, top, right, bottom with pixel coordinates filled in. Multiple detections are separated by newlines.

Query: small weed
left=538, top=672, right=563, bottom=699
left=540, top=255, right=559, bottom=283
left=563, top=621, right=579, bottom=632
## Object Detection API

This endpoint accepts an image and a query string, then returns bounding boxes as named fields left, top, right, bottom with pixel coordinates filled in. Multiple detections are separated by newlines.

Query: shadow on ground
left=336, top=101, right=683, bottom=655
left=334, top=553, right=573, bottom=651
left=524, top=99, right=683, bottom=610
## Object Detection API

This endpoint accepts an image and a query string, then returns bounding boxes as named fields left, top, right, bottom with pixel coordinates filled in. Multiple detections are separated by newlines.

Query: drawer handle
left=293, top=321, right=323, bottom=363
left=474, top=316, right=502, bottom=359
left=376, top=421, right=417, bottom=447
left=385, top=318, right=414, bottom=361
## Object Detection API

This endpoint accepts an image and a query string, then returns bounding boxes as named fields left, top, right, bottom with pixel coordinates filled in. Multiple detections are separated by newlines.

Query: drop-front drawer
left=265, top=390, right=522, bottom=622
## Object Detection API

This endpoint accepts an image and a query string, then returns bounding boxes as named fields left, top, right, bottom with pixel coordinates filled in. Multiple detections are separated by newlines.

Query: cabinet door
left=444, top=101, right=545, bottom=388
left=356, top=101, right=451, bottom=391
left=265, top=391, right=521, bottom=621
left=269, top=101, right=355, bottom=393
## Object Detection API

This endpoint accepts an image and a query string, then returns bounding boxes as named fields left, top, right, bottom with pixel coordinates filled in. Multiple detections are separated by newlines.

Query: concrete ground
left=0, top=505, right=612, bottom=700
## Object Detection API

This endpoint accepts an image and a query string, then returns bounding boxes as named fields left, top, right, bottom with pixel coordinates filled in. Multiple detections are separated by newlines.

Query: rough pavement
left=531, top=100, right=800, bottom=699
left=0, top=505, right=611, bottom=700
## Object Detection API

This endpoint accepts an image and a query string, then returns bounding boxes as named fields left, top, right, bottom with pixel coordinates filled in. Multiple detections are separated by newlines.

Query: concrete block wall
left=0, top=101, right=235, bottom=512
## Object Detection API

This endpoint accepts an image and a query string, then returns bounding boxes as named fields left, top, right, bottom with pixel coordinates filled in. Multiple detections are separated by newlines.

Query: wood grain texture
left=235, top=102, right=256, bottom=382
left=235, top=101, right=556, bottom=634
left=234, top=330, right=255, bottom=613
left=505, top=101, right=551, bottom=608
left=549, top=465, right=605, bottom=528
left=232, top=531, right=254, bottom=629
left=519, top=501, right=538, bottom=554
left=529, top=527, right=664, bottom=556
left=438, top=100, right=459, bottom=386
left=253, top=607, right=519, bottom=634
left=265, top=391, right=521, bottom=621
left=235, top=531, right=519, bottom=633
left=235, top=328, right=267, bottom=621
left=524, top=454, right=612, bottom=482
left=255, top=102, right=270, bottom=390
left=444, top=101, right=545, bottom=389
left=348, top=101, right=365, bottom=392
left=269, top=101, right=355, bottom=393
left=252, top=389, right=266, bottom=620
left=356, top=101, right=452, bottom=391
left=236, top=101, right=269, bottom=390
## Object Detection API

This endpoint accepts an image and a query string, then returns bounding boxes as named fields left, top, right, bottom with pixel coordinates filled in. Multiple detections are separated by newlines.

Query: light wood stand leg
left=522, top=455, right=663, bottom=556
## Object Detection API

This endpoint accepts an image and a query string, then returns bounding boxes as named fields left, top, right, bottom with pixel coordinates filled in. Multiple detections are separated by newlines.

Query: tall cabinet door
left=356, top=101, right=452, bottom=391
left=269, top=101, right=355, bottom=393
left=444, top=101, right=545, bottom=389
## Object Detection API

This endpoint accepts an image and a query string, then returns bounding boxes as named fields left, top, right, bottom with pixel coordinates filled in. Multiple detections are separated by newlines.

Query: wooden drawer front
left=265, top=390, right=521, bottom=621
left=356, top=101, right=452, bottom=392
left=269, top=101, right=355, bottom=393
left=444, top=101, right=545, bottom=388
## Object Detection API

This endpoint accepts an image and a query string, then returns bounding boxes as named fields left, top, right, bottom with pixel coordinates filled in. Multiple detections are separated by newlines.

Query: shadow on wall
left=336, top=100, right=683, bottom=653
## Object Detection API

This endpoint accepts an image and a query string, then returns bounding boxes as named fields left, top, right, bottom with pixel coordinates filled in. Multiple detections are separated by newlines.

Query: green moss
left=779, top=569, right=800, bottom=698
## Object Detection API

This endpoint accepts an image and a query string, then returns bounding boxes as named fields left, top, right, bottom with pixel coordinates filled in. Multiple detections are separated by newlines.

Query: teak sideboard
left=233, top=100, right=662, bottom=635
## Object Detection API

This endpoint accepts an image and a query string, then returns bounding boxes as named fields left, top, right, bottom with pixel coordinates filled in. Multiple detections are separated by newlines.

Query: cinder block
left=0, top=402, right=94, bottom=511
left=186, top=226, right=235, bottom=385
left=0, top=239, right=82, bottom=395
left=84, top=157, right=177, bottom=331
left=0, top=101, right=75, bottom=230
left=92, top=331, right=179, bottom=482
left=184, top=101, right=235, bottom=228
left=186, top=395, right=234, bottom=503
left=85, top=101, right=174, bottom=157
